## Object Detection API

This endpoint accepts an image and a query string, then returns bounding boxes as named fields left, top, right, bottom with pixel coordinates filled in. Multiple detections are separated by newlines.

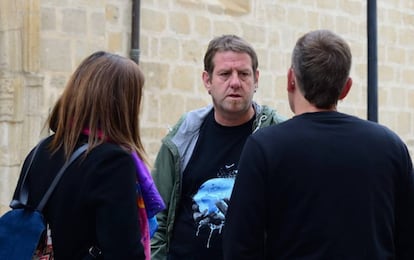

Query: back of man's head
left=291, top=30, right=352, bottom=109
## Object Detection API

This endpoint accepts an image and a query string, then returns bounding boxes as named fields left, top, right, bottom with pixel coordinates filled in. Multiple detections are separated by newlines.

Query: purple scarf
left=131, top=152, right=165, bottom=218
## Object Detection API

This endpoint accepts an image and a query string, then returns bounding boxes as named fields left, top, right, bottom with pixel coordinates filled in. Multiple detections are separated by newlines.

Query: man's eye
left=239, top=72, right=250, bottom=78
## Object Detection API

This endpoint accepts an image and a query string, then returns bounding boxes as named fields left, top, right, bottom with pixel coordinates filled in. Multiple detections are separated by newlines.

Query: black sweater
left=224, top=112, right=414, bottom=259
left=13, top=136, right=145, bottom=259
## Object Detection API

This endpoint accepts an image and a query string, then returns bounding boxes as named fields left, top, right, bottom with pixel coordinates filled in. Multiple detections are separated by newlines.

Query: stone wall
left=0, top=0, right=45, bottom=213
left=1, top=0, right=414, bottom=213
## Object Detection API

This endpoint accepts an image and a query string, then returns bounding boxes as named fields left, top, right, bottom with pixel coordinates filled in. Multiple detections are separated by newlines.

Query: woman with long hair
left=12, top=51, right=164, bottom=259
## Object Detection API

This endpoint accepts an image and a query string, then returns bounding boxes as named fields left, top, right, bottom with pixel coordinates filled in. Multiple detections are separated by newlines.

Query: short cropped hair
left=203, top=35, right=258, bottom=80
left=291, top=30, right=352, bottom=109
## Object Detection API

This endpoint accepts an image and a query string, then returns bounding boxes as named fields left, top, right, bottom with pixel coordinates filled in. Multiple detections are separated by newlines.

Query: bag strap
left=10, top=138, right=48, bottom=208
left=37, top=143, right=88, bottom=211
left=10, top=141, right=88, bottom=211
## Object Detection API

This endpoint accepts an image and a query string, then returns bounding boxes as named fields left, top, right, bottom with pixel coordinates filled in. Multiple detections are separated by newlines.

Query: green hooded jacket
left=151, top=103, right=286, bottom=259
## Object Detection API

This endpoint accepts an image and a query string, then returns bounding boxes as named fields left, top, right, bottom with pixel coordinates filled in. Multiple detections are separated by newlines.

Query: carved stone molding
left=0, top=0, right=42, bottom=122
left=0, top=0, right=43, bottom=201
left=177, top=0, right=251, bottom=15
left=23, top=0, right=41, bottom=73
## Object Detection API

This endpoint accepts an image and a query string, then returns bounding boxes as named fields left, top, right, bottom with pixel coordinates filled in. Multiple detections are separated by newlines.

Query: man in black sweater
left=223, top=30, right=414, bottom=259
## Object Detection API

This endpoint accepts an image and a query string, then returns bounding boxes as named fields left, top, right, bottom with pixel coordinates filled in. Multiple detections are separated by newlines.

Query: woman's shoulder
left=90, top=142, right=129, bottom=155
left=77, top=143, right=137, bottom=188
left=85, top=143, right=133, bottom=165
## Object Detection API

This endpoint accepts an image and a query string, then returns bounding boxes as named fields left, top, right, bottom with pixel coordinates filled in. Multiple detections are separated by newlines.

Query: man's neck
left=294, top=103, right=337, bottom=116
left=214, top=106, right=255, bottom=127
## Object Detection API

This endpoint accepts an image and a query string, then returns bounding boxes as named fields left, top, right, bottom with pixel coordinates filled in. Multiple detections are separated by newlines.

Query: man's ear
left=202, top=71, right=211, bottom=94
left=287, top=68, right=295, bottom=92
left=339, top=77, right=352, bottom=100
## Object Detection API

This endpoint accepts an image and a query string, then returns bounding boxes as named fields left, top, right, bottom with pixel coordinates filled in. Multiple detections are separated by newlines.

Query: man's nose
left=229, top=72, right=241, bottom=88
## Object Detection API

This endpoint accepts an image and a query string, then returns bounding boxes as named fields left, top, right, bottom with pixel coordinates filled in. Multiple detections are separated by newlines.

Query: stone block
left=49, top=74, right=68, bottom=89
left=121, top=5, right=132, bottom=28
left=339, top=0, right=362, bottom=14
left=140, top=62, right=170, bottom=90
left=194, top=15, right=211, bottom=36
left=108, top=32, right=123, bottom=52
left=77, top=0, right=104, bottom=7
left=390, top=87, right=407, bottom=108
left=139, top=34, right=150, bottom=57
left=0, top=30, right=23, bottom=72
left=106, top=4, right=120, bottom=25
left=400, top=28, right=414, bottom=47
left=402, top=68, right=414, bottom=85
left=264, top=4, right=286, bottom=24
left=0, top=0, right=23, bottom=31
left=402, top=13, right=414, bottom=29
left=90, top=12, right=106, bottom=36
left=378, top=87, right=389, bottom=107
left=388, top=46, right=406, bottom=64
left=62, top=8, right=87, bottom=35
left=21, top=115, right=44, bottom=148
left=0, top=75, right=22, bottom=121
left=74, top=39, right=105, bottom=59
left=319, top=14, right=336, bottom=29
left=23, top=85, right=43, bottom=116
left=169, top=11, right=190, bottom=34
left=408, top=90, right=414, bottom=108
left=204, top=0, right=250, bottom=15
left=160, top=94, right=186, bottom=125
left=40, top=38, right=72, bottom=72
left=397, top=111, right=412, bottom=136
left=159, top=37, right=180, bottom=61
left=213, top=20, right=240, bottom=36
left=141, top=8, right=166, bottom=32
left=141, top=92, right=160, bottom=124
left=41, top=7, right=56, bottom=31
left=171, top=65, right=197, bottom=92
left=287, top=7, right=309, bottom=28
left=269, top=50, right=289, bottom=75
left=307, top=11, right=319, bottom=27
left=41, top=0, right=69, bottom=7
left=379, top=25, right=397, bottom=45
left=387, top=9, right=402, bottom=25
left=0, top=165, right=20, bottom=215
left=185, top=96, right=209, bottom=112
left=149, top=37, right=161, bottom=58
left=141, top=126, right=168, bottom=141
left=378, top=65, right=395, bottom=82
left=274, top=75, right=287, bottom=98
left=316, top=0, right=337, bottom=9
left=0, top=121, right=23, bottom=165
left=181, top=39, right=203, bottom=63
left=0, top=122, right=9, bottom=164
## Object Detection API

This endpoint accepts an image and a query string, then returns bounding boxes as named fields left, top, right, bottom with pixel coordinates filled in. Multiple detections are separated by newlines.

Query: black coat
left=13, top=135, right=145, bottom=259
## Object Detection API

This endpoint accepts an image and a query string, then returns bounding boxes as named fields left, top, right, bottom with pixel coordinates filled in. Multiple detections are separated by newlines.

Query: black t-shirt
left=168, top=110, right=255, bottom=260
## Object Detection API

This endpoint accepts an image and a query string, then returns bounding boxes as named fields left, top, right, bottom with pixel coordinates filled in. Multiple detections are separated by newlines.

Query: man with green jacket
left=151, top=35, right=286, bottom=260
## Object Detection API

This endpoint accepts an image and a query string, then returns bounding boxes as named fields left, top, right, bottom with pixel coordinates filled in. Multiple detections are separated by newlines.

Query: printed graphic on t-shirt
left=191, top=163, right=237, bottom=248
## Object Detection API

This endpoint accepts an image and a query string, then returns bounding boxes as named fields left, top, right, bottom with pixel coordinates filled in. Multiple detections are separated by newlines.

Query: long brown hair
left=47, top=51, right=147, bottom=163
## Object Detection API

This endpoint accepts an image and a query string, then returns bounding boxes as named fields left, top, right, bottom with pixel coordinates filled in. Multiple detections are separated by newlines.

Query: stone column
left=0, top=0, right=44, bottom=213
